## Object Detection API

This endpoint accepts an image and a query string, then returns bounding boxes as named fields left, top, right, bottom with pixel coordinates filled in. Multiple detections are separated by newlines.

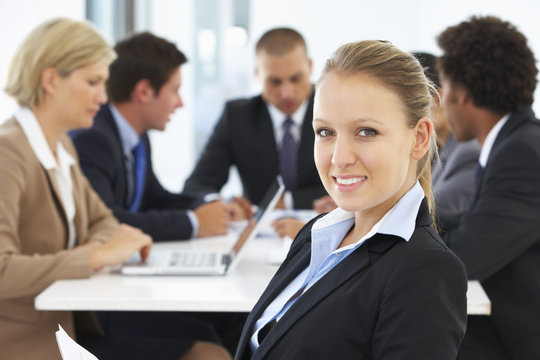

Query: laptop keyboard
left=169, top=251, right=217, bottom=267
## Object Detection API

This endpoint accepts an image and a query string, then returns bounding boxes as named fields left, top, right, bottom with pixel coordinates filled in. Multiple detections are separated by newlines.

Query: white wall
left=248, top=0, right=540, bottom=115
left=141, top=0, right=196, bottom=192
left=0, top=0, right=85, bottom=122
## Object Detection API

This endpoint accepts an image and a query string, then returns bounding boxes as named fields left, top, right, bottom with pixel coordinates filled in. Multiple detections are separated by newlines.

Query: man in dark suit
left=72, top=32, right=249, bottom=242
left=183, top=28, right=326, bottom=209
left=437, top=16, right=540, bottom=359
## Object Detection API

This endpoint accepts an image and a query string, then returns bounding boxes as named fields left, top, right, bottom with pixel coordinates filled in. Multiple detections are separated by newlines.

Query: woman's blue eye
left=316, top=128, right=334, bottom=137
left=359, top=128, right=378, bottom=137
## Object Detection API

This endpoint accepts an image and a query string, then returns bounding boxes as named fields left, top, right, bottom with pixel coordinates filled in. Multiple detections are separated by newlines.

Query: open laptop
left=121, top=176, right=285, bottom=275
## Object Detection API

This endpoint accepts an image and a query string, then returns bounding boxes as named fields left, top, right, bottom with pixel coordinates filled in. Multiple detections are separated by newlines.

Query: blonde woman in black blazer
left=235, top=41, right=467, bottom=360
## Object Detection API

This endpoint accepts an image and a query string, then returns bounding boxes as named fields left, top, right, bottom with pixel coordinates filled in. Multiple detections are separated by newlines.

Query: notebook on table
left=121, top=176, right=285, bottom=275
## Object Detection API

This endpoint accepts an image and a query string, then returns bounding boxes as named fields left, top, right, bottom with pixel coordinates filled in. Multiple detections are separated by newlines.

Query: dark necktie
left=279, top=117, right=297, bottom=191
left=474, top=163, right=485, bottom=186
left=257, top=285, right=306, bottom=344
left=129, top=138, right=147, bottom=212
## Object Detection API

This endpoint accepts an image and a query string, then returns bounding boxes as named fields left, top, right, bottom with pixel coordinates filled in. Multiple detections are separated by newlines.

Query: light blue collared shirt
left=110, top=104, right=139, bottom=159
left=250, top=182, right=425, bottom=352
left=109, top=104, right=199, bottom=238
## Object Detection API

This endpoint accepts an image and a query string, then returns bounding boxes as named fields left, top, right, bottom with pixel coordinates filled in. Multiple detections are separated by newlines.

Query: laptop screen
left=231, top=176, right=285, bottom=256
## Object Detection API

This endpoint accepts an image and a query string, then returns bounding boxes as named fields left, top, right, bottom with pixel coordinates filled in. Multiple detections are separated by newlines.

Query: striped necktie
left=279, top=117, right=297, bottom=191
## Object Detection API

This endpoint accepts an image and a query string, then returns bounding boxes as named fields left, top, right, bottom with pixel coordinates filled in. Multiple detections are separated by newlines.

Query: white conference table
left=35, top=233, right=491, bottom=315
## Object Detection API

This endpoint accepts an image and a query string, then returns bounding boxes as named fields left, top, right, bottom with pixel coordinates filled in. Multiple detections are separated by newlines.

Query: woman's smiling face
left=313, top=72, right=421, bottom=219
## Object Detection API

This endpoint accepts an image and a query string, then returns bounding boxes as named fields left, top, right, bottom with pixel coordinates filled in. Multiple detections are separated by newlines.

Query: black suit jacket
left=444, top=106, right=540, bottom=359
left=183, top=92, right=326, bottom=209
left=71, top=105, right=204, bottom=241
left=235, top=199, right=467, bottom=360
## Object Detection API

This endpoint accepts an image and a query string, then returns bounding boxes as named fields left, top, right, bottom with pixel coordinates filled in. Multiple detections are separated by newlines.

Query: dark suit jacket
left=432, top=135, right=480, bottom=232
left=183, top=92, right=326, bottom=209
left=71, top=105, right=204, bottom=241
left=235, top=200, right=467, bottom=360
left=443, top=106, right=540, bottom=359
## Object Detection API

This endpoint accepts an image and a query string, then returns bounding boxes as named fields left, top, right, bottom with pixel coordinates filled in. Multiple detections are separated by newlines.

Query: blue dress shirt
left=109, top=105, right=199, bottom=237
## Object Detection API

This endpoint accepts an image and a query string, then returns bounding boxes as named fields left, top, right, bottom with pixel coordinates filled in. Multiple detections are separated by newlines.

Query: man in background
left=414, top=52, right=480, bottom=232
left=72, top=32, right=249, bottom=242
left=437, top=16, right=540, bottom=359
left=183, top=27, right=326, bottom=209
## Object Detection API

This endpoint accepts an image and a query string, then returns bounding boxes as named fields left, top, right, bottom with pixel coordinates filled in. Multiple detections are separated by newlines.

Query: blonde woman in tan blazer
left=0, top=18, right=153, bottom=359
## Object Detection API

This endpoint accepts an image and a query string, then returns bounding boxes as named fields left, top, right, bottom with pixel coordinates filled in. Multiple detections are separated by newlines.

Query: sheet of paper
left=56, top=324, right=99, bottom=360
left=259, top=209, right=318, bottom=237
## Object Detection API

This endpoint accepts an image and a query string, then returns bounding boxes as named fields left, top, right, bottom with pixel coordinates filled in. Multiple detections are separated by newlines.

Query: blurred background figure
left=0, top=17, right=155, bottom=360
left=183, top=27, right=327, bottom=210
left=413, top=52, right=480, bottom=232
left=438, top=16, right=540, bottom=359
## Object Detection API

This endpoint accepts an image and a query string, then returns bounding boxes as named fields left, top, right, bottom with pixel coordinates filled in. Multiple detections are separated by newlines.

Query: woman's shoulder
left=385, top=225, right=466, bottom=275
left=0, top=118, right=33, bottom=162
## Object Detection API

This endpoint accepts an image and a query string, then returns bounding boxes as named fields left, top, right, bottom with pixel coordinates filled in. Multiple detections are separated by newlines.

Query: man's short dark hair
left=413, top=52, right=440, bottom=88
left=107, top=32, right=187, bottom=103
left=255, top=27, right=307, bottom=56
left=437, top=16, right=537, bottom=113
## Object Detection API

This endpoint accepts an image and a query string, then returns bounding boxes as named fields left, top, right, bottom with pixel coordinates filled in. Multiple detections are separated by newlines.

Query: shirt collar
left=14, top=107, right=76, bottom=170
left=311, top=181, right=424, bottom=254
left=478, top=113, right=510, bottom=167
left=109, top=104, right=140, bottom=154
left=304, top=182, right=424, bottom=286
left=267, top=99, right=309, bottom=128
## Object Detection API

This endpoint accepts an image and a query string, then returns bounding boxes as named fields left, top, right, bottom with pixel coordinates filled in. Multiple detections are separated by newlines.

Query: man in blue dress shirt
left=71, top=32, right=250, bottom=242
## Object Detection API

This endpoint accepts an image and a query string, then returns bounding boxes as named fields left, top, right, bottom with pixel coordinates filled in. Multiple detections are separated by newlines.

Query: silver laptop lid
left=226, top=176, right=285, bottom=271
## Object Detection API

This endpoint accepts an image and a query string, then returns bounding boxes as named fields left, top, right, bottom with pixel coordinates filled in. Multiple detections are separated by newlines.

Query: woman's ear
left=41, top=67, right=59, bottom=95
left=411, top=117, right=433, bottom=160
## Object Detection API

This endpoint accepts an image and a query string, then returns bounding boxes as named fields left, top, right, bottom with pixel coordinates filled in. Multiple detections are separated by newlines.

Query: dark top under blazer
left=443, top=106, right=540, bottom=359
left=235, top=199, right=467, bottom=360
left=183, top=92, right=326, bottom=209
left=71, top=105, right=204, bottom=241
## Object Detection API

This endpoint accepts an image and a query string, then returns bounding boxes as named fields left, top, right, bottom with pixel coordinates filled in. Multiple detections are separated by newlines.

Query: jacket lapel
left=474, top=106, right=534, bottom=202
left=253, top=239, right=383, bottom=360
left=235, top=238, right=311, bottom=359
left=43, top=168, right=70, bottom=247
left=101, top=104, right=131, bottom=205
left=71, top=167, right=85, bottom=245
left=490, top=106, right=533, bottom=152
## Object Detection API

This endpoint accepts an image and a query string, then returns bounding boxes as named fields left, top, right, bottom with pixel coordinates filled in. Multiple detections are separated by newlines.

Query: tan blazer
left=0, top=118, right=118, bottom=359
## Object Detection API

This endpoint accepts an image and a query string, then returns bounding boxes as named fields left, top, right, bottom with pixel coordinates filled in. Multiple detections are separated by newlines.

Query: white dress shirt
left=15, top=107, right=77, bottom=249
left=266, top=101, right=309, bottom=209
left=478, top=113, right=510, bottom=167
